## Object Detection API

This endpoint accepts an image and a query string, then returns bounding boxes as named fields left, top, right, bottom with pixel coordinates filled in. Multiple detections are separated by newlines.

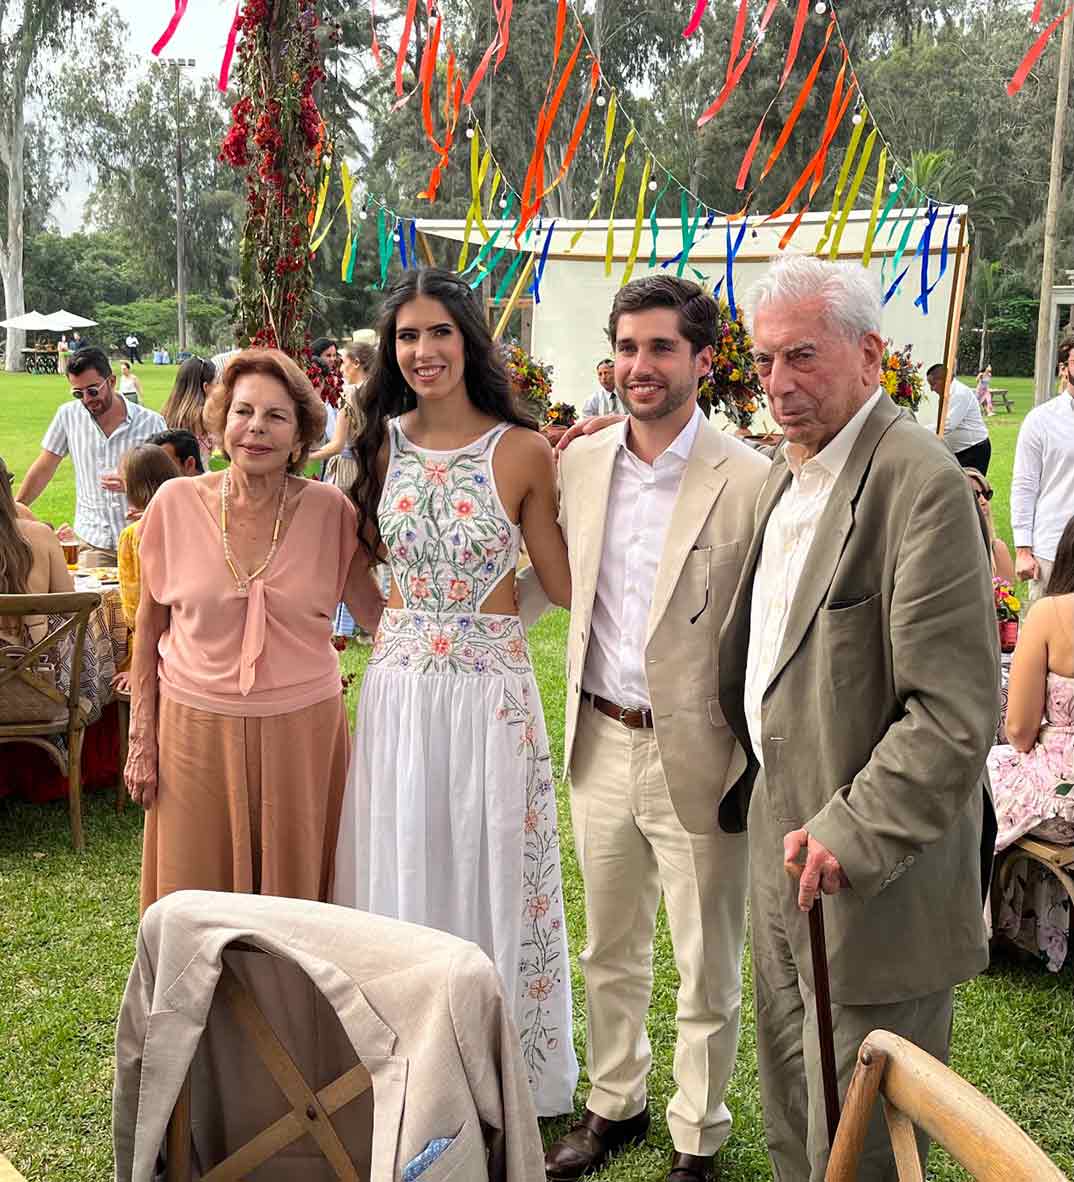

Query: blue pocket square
left=402, top=1136, right=456, bottom=1181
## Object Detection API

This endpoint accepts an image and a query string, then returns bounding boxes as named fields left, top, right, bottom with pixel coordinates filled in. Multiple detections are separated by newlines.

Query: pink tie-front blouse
left=138, top=476, right=358, bottom=717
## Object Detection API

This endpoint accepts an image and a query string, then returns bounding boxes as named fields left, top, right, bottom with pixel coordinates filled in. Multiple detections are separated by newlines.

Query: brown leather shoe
left=667, top=1150, right=718, bottom=1181
left=544, top=1106, right=650, bottom=1180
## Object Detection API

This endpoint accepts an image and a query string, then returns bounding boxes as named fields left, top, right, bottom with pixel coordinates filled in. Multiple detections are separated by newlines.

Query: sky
left=53, top=0, right=237, bottom=232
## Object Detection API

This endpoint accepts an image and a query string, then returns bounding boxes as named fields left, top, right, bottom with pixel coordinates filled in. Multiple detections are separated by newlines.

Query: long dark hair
left=351, top=267, right=536, bottom=553
left=1045, top=514, right=1074, bottom=596
left=0, top=456, right=33, bottom=595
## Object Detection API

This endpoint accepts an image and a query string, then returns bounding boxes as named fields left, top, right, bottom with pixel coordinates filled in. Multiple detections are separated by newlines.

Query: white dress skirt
left=334, top=607, right=579, bottom=1116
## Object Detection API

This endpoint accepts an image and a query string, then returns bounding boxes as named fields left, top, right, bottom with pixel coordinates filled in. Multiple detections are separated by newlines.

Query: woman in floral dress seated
left=333, top=267, right=579, bottom=1116
left=988, top=514, right=1074, bottom=969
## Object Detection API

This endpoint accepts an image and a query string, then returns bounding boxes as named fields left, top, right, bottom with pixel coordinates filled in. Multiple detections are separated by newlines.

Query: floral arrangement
left=503, top=342, right=554, bottom=421
left=220, top=0, right=340, bottom=404
left=697, top=298, right=765, bottom=429
left=881, top=342, right=924, bottom=414
left=993, top=578, right=1021, bottom=622
left=545, top=401, right=577, bottom=429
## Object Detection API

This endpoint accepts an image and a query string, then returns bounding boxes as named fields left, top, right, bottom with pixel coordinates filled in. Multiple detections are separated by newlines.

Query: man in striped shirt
left=16, top=347, right=166, bottom=566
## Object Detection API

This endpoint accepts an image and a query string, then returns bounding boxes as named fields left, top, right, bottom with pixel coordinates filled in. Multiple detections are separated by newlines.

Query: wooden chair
left=825, top=1029, right=1069, bottom=1182
left=994, top=833, right=1074, bottom=925
left=166, top=954, right=373, bottom=1181
left=0, top=592, right=101, bottom=852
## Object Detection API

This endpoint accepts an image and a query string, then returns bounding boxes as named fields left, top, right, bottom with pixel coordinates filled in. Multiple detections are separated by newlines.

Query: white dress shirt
left=1011, top=390, right=1074, bottom=561
left=744, top=390, right=883, bottom=768
left=582, top=405, right=702, bottom=709
left=581, top=388, right=627, bottom=418
left=942, top=378, right=989, bottom=455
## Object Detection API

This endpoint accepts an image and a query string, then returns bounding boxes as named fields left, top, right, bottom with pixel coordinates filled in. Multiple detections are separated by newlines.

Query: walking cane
left=808, top=896, right=841, bottom=1152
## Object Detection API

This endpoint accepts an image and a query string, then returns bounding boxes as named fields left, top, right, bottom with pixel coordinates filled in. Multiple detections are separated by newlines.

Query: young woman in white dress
left=333, top=267, right=579, bottom=1116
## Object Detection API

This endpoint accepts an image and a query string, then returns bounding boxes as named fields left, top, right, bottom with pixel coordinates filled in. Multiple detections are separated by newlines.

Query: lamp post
left=163, top=57, right=195, bottom=354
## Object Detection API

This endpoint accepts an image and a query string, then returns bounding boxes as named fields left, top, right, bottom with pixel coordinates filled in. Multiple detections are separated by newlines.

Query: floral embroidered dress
left=987, top=672, right=1074, bottom=970
left=333, top=419, right=578, bottom=1115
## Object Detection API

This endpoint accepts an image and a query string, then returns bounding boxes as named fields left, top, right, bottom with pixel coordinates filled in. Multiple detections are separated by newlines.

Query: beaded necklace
left=220, top=468, right=288, bottom=596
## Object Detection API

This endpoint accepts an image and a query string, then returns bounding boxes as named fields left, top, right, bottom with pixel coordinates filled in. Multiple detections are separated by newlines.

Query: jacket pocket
left=402, top=1121, right=480, bottom=1181
left=707, top=696, right=728, bottom=728
left=821, top=592, right=882, bottom=690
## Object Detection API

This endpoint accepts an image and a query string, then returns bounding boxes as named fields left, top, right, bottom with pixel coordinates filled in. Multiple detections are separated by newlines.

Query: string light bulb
left=889, top=182, right=898, bottom=193
left=592, top=189, right=600, bottom=200
left=359, top=206, right=368, bottom=220
left=596, top=91, right=606, bottom=107
left=851, top=112, right=862, bottom=125
left=648, top=179, right=658, bottom=191
left=499, top=196, right=508, bottom=209
left=814, top=1, right=826, bottom=12
left=465, top=127, right=474, bottom=139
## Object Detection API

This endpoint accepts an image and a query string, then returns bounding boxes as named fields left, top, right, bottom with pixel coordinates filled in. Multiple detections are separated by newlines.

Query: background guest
left=124, top=349, right=383, bottom=914
left=147, top=429, right=205, bottom=476
left=581, top=357, right=625, bottom=418
left=112, top=444, right=181, bottom=698
left=965, top=467, right=1015, bottom=583
left=1011, top=336, right=1074, bottom=602
left=309, top=341, right=374, bottom=489
left=14, top=348, right=166, bottom=567
left=160, top=356, right=217, bottom=469
left=929, top=362, right=992, bottom=474
left=57, top=334, right=69, bottom=375
left=118, top=361, right=143, bottom=405
left=976, top=365, right=994, bottom=416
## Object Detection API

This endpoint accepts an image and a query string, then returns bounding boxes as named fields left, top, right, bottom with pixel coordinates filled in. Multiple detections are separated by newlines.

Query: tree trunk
left=0, top=18, right=29, bottom=373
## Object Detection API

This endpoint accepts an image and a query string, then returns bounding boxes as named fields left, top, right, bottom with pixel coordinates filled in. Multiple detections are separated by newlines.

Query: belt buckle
left=617, top=705, right=634, bottom=726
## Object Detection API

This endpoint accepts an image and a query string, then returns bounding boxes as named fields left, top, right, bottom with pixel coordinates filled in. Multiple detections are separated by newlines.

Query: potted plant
left=994, top=578, right=1022, bottom=653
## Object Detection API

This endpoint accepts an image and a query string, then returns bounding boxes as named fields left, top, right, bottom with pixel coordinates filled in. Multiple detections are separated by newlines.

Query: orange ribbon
left=394, top=0, right=418, bottom=96
left=781, top=0, right=810, bottom=85
left=1008, top=6, right=1073, bottom=95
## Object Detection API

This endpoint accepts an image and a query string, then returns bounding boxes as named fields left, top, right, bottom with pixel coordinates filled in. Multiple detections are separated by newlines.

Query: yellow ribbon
left=621, top=155, right=652, bottom=286
left=309, top=155, right=333, bottom=250
left=486, top=168, right=502, bottom=222
left=604, top=127, right=636, bottom=276
left=829, top=126, right=876, bottom=260
left=339, top=162, right=355, bottom=280
left=458, top=136, right=493, bottom=269
left=862, top=146, right=888, bottom=268
left=571, top=94, right=619, bottom=250
left=815, top=114, right=865, bottom=257
left=492, top=254, right=536, bottom=340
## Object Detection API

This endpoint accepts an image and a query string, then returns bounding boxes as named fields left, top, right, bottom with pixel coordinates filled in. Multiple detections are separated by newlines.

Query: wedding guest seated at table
left=1, top=455, right=74, bottom=643
left=125, top=348, right=384, bottom=914
left=147, top=429, right=205, bottom=476
left=988, top=514, right=1074, bottom=968
left=966, top=467, right=1015, bottom=583
left=112, top=445, right=181, bottom=696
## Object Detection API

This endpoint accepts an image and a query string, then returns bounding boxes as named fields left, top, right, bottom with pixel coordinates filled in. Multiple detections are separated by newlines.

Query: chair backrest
left=825, top=1029, right=1069, bottom=1182
left=0, top=593, right=100, bottom=727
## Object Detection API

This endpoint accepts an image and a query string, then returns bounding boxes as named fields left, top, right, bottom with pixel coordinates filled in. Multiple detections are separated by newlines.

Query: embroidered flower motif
left=474, top=656, right=488, bottom=673
left=424, top=461, right=449, bottom=485
left=528, top=975, right=553, bottom=1001
left=527, top=894, right=550, bottom=919
left=395, top=495, right=415, bottom=512
left=473, top=472, right=487, bottom=485
left=430, top=633, right=452, bottom=657
left=507, top=637, right=526, bottom=662
left=455, top=499, right=475, bottom=518
left=394, top=545, right=408, bottom=560
left=410, top=576, right=430, bottom=600
left=524, top=808, right=540, bottom=833
left=448, top=579, right=470, bottom=602
left=525, top=723, right=536, bottom=745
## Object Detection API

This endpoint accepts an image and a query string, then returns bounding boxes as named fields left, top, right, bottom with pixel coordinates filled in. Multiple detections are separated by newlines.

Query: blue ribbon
left=911, top=202, right=940, bottom=313
left=409, top=219, right=417, bottom=268
left=914, top=205, right=955, bottom=315
left=882, top=264, right=911, bottom=306
left=529, top=221, right=556, bottom=304
left=397, top=220, right=408, bottom=269
left=725, top=216, right=749, bottom=321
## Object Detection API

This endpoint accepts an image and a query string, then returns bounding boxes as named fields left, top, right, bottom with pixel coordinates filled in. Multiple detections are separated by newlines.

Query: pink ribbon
left=217, top=1, right=242, bottom=92
left=151, top=0, right=190, bottom=56
left=238, top=579, right=266, bottom=696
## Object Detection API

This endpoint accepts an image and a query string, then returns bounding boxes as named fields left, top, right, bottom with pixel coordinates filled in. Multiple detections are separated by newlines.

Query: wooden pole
left=809, top=899, right=841, bottom=1151
left=1033, top=13, right=1073, bottom=406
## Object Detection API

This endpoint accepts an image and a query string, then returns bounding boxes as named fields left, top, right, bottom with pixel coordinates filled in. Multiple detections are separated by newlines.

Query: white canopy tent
left=0, top=309, right=98, bottom=331
left=415, top=206, right=970, bottom=436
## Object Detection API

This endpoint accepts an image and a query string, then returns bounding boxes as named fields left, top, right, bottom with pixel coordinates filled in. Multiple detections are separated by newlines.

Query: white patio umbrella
left=0, top=310, right=56, bottom=330
left=48, top=309, right=97, bottom=328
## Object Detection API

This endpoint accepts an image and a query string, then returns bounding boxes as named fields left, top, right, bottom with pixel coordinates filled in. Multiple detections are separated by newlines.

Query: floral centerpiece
left=545, top=401, right=577, bottom=429
left=697, top=298, right=765, bottom=429
left=503, top=342, right=554, bottom=421
left=881, top=342, right=924, bottom=414
left=994, top=577, right=1021, bottom=652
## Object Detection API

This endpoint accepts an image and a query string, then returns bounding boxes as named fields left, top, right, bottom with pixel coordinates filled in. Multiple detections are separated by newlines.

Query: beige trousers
left=749, top=775, right=954, bottom=1182
left=1028, top=555, right=1055, bottom=605
left=569, top=701, right=749, bottom=1156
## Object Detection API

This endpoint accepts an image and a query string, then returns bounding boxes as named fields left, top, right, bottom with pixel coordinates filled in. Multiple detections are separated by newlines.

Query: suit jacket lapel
left=575, top=429, right=620, bottom=618
left=646, top=421, right=727, bottom=643
left=764, top=396, right=902, bottom=694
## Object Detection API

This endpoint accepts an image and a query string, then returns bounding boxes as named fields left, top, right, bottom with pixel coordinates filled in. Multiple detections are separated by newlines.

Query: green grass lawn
left=1, top=371, right=1071, bottom=1180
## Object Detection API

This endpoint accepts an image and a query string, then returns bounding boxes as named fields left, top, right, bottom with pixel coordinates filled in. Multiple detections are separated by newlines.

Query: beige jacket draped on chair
left=521, top=417, right=770, bottom=833
left=113, top=890, right=545, bottom=1182
left=718, top=396, right=1000, bottom=1004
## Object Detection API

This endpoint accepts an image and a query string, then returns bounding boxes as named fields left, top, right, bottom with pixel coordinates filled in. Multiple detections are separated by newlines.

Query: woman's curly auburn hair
left=203, top=349, right=327, bottom=474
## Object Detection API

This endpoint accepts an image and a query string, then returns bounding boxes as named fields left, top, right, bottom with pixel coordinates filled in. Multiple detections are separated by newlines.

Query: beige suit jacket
left=113, top=891, right=544, bottom=1182
left=523, top=417, right=770, bottom=833
left=718, top=397, right=1000, bottom=1004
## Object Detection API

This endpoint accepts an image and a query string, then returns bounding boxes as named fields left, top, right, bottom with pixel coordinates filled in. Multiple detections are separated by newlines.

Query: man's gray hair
left=744, top=255, right=882, bottom=340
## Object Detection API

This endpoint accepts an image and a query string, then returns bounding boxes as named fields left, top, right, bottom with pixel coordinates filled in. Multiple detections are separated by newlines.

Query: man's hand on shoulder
left=555, top=413, right=626, bottom=452
left=784, top=827, right=849, bottom=912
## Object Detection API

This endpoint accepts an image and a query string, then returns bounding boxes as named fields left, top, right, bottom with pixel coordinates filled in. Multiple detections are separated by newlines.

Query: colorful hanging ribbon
left=377, top=208, right=393, bottom=288
left=492, top=253, right=536, bottom=340
left=913, top=203, right=949, bottom=314
left=339, top=162, right=355, bottom=280
left=458, top=136, right=492, bottom=270
left=861, top=146, right=888, bottom=267
left=529, top=222, right=556, bottom=304
left=1008, top=6, right=1074, bottom=95
left=394, top=0, right=418, bottom=97
left=648, top=175, right=673, bottom=266
left=781, top=0, right=810, bottom=85
left=828, top=125, right=877, bottom=259
left=369, top=0, right=383, bottom=69
left=309, top=156, right=333, bottom=249
left=537, top=59, right=600, bottom=203
left=151, top=0, right=189, bottom=56
left=621, top=157, right=653, bottom=286
left=604, top=128, right=636, bottom=276
left=725, top=216, right=749, bottom=320
left=683, top=0, right=708, bottom=37
left=217, top=1, right=241, bottom=92
left=397, top=220, right=409, bottom=269
left=815, top=109, right=867, bottom=256
left=494, top=224, right=535, bottom=300
left=570, top=92, right=617, bottom=250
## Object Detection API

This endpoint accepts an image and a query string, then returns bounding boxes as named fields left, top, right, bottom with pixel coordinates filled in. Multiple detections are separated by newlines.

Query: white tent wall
left=416, top=206, right=970, bottom=436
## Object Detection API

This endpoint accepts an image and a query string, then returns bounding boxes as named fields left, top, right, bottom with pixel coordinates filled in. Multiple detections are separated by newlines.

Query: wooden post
left=809, top=899, right=841, bottom=1151
left=1033, top=12, right=1073, bottom=405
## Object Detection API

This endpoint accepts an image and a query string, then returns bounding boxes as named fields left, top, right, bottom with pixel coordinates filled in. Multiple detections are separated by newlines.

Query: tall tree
left=0, top=0, right=96, bottom=370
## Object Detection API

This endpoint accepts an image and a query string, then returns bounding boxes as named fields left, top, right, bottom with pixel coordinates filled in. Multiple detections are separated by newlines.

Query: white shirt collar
left=784, top=388, right=883, bottom=482
left=616, top=403, right=702, bottom=466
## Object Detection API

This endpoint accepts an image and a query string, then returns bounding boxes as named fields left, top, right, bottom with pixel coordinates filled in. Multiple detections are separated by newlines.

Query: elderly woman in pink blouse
left=125, top=349, right=382, bottom=912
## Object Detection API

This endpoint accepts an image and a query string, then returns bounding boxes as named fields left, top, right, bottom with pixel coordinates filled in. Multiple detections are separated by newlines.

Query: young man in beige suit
left=523, top=276, right=769, bottom=1182
left=718, top=257, right=998, bottom=1182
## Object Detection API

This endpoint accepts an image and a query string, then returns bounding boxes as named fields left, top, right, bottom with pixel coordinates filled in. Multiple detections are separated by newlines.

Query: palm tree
left=968, top=258, right=1018, bottom=370
left=904, top=150, right=1014, bottom=248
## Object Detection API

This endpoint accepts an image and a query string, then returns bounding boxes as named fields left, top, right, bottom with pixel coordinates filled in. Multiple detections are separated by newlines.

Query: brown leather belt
left=583, top=690, right=653, bottom=729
